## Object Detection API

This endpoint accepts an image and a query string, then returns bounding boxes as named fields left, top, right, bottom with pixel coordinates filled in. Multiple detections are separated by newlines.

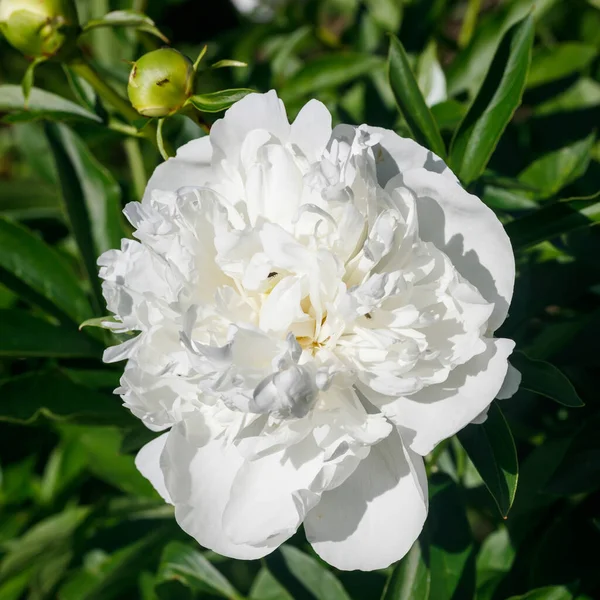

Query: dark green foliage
left=0, top=1, right=599, bottom=599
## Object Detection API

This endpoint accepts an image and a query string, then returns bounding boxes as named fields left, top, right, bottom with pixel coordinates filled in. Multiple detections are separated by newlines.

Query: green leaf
left=211, top=59, right=248, bottom=69
left=391, top=474, right=474, bottom=600
left=0, top=85, right=103, bottom=123
left=381, top=540, right=430, bottom=600
left=431, top=100, right=467, bottom=131
left=507, top=586, right=574, bottom=600
left=280, top=53, right=384, bottom=103
left=250, top=568, right=294, bottom=600
left=483, top=186, right=538, bottom=211
left=157, top=542, right=242, bottom=600
left=45, top=122, right=125, bottom=311
left=527, top=43, right=597, bottom=88
left=38, top=438, right=89, bottom=504
left=450, top=15, right=534, bottom=184
left=0, top=309, right=102, bottom=358
left=446, top=0, right=558, bottom=97
left=475, top=527, right=515, bottom=600
left=387, top=35, right=446, bottom=158
left=0, top=371, right=135, bottom=427
left=79, top=315, right=121, bottom=331
left=61, top=426, right=157, bottom=497
left=545, top=414, right=600, bottom=495
left=188, top=89, right=255, bottom=113
left=518, top=135, right=596, bottom=200
left=458, top=402, right=518, bottom=516
left=510, top=351, right=585, bottom=407
left=278, top=545, right=351, bottom=600
left=534, top=77, right=600, bottom=115
left=505, top=192, right=600, bottom=250
left=0, top=506, right=90, bottom=586
left=59, top=529, right=170, bottom=600
left=82, top=10, right=168, bottom=42
left=0, top=217, right=92, bottom=324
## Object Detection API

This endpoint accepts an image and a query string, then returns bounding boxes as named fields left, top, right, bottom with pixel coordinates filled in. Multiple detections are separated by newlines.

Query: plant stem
left=124, top=137, right=147, bottom=200
left=69, top=59, right=140, bottom=122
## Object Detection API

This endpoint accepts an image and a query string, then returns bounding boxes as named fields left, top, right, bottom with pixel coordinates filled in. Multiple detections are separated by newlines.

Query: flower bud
left=127, top=48, right=195, bottom=118
left=0, top=0, right=79, bottom=58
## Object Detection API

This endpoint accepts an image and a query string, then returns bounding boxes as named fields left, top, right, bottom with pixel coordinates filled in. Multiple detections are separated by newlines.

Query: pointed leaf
left=518, top=134, right=596, bottom=200
left=457, top=402, right=518, bottom=517
left=157, top=542, right=242, bottom=600
left=388, top=35, right=446, bottom=158
left=450, top=15, right=534, bottom=184
left=277, top=545, right=351, bottom=600
left=211, top=59, right=248, bottom=69
left=279, top=53, right=384, bottom=103
left=0, top=218, right=91, bottom=323
left=45, top=123, right=125, bottom=312
left=250, top=568, right=293, bottom=600
left=381, top=540, right=430, bottom=600
left=0, top=85, right=102, bottom=123
left=0, top=309, right=101, bottom=358
left=0, top=371, right=135, bottom=427
left=22, top=58, right=44, bottom=104
left=527, top=43, right=597, bottom=88
left=507, top=586, right=574, bottom=600
left=505, top=192, right=600, bottom=250
left=82, top=10, right=168, bottom=42
left=188, top=89, right=255, bottom=113
left=511, top=352, right=584, bottom=407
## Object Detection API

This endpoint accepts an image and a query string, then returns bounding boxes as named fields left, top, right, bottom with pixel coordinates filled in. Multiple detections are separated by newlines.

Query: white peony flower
left=99, top=90, right=518, bottom=571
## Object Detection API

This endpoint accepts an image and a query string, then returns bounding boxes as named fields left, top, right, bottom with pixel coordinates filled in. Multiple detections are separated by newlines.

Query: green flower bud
left=0, top=0, right=79, bottom=59
left=127, top=48, right=195, bottom=118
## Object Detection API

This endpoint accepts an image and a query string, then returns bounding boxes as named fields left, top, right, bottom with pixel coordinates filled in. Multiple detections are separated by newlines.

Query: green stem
left=458, top=0, right=481, bottom=48
left=124, top=137, right=147, bottom=200
left=69, top=59, right=140, bottom=122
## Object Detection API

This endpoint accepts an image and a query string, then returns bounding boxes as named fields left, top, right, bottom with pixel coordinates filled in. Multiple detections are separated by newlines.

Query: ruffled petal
left=403, top=168, right=515, bottom=331
left=161, top=423, right=286, bottom=560
left=290, top=99, right=332, bottom=162
left=143, top=136, right=212, bottom=201
left=373, top=338, right=515, bottom=456
left=305, top=430, right=427, bottom=571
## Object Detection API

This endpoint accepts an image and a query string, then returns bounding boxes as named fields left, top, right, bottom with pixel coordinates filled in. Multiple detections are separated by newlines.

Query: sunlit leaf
left=387, top=35, right=446, bottom=158
left=0, top=218, right=92, bottom=323
left=0, top=85, right=102, bottom=123
left=450, top=15, right=534, bottom=184
left=188, top=89, right=255, bottom=113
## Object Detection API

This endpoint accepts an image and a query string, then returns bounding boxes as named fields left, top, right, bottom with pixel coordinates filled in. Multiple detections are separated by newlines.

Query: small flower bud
left=127, top=48, right=195, bottom=118
left=0, top=0, right=79, bottom=59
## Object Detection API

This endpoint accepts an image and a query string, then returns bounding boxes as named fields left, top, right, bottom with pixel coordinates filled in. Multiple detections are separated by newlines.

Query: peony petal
left=161, top=423, right=286, bottom=560
left=135, top=433, right=172, bottom=504
left=223, top=434, right=324, bottom=546
left=143, top=137, right=212, bottom=201
left=377, top=338, right=515, bottom=456
left=290, top=99, right=332, bottom=162
left=473, top=362, right=522, bottom=424
left=210, top=90, right=291, bottom=167
left=331, top=125, right=454, bottom=189
left=305, top=430, right=427, bottom=571
left=404, top=168, right=515, bottom=331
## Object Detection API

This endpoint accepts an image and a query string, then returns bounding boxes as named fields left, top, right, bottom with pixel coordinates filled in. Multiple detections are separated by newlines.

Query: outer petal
left=290, top=99, right=332, bottom=162
left=160, top=423, right=286, bottom=560
left=305, top=430, right=427, bottom=571
left=135, top=433, right=172, bottom=504
left=404, top=168, right=515, bottom=331
left=472, top=362, right=522, bottom=424
left=143, top=137, right=212, bottom=201
left=210, top=90, right=290, bottom=166
left=378, top=338, right=515, bottom=456
left=222, top=434, right=324, bottom=546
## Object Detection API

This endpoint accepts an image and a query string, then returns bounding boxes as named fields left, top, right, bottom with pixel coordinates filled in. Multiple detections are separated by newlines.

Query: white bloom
left=99, top=91, right=517, bottom=571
